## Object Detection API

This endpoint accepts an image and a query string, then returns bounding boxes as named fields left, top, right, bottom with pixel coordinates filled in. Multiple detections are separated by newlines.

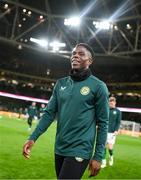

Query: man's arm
left=89, top=82, right=109, bottom=176
left=23, top=81, right=59, bottom=158
left=114, top=109, right=122, bottom=134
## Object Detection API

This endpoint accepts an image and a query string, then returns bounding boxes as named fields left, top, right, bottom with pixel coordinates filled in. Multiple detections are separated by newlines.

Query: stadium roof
left=0, top=0, right=141, bottom=59
left=0, top=0, right=141, bottom=90
left=0, top=0, right=141, bottom=108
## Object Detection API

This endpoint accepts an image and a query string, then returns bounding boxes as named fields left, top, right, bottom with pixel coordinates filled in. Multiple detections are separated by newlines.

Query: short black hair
left=76, top=43, right=95, bottom=60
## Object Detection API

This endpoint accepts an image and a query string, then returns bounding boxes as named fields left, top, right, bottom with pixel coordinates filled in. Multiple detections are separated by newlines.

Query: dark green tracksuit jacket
left=108, top=108, right=122, bottom=133
left=29, top=75, right=109, bottom=161
left=28, top=106, right=38, bottom=117
left=39, top=107, right=45, bottom=118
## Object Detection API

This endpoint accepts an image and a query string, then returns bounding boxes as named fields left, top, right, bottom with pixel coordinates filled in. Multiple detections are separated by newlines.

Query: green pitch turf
left=0, top=115, right=141, bottom=179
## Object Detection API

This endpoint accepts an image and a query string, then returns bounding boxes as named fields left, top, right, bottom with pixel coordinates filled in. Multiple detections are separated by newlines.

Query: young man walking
left=23, top=43, right=109, bottom=179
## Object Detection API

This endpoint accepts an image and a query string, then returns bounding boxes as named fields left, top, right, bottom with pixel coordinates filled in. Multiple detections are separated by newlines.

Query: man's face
left=109, top=99, right=116, bottom=108
left=70, top=46, right=92, bottom=70
left=41, top=104, right=45, bottom=108
left=32, top=102, right=36, bottom=106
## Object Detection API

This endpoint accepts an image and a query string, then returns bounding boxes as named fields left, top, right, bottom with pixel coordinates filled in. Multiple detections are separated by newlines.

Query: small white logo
left=75, top=157, right=84, bottom=162
left=113, top=111, right=117, bottom=115
left=60, top=86, right=66, bottom=90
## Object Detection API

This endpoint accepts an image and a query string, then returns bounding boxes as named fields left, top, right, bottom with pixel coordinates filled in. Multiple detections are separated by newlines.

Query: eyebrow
left=72, top=50, right=92, bottom=59
left=72, top=50, right=85, bottom=53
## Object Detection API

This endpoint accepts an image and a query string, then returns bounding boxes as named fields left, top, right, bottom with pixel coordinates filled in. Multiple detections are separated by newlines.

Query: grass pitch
left=0, top=115, right=141, bottom=179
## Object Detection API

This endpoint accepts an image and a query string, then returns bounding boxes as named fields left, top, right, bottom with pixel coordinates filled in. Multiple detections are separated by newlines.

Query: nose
left=72, top=53, right=79, bottom=59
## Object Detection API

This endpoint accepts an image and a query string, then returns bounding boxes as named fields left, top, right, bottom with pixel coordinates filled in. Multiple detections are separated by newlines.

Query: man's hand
left=22, top=140, right=35, bottom=159
left=88, top=159, right=101, bottom=177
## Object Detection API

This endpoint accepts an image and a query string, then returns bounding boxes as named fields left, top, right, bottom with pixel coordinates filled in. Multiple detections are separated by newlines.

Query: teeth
left=72, top=60, right=79, bottom=63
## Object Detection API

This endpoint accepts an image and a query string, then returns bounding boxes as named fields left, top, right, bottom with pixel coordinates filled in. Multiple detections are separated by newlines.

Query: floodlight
left=4, top=4, right=8, bottom=9
left=126, top=24, right=131, bottom=30
left=22, top=18, right=26, bottom=21
left=39, top=15, right=44, bottom=19
left=12, top=80, right=18, bottom=85
left=49, top=41, right=66, bottom=51
left=18, top=44, right=22, bottom=50
left=64, top=17, right=81, bottom=26
left=39, top=39, right=48, bottom=47
left=30, top=37, right=48, bottom=48
left=23, top=9, right=26, bottom=13
left=93, top=20, right=113, bottom=30
left=114, top=25, right=118, bottom=30
left=18, top=24, right=22, bottom=28
left=28, top=11, right=32, bottom=16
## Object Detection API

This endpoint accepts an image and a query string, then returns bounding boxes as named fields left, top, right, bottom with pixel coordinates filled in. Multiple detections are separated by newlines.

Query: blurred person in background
left=18, top=107, right=23, bottom=119
left=27, top=102, right=38, bottom=130
left=38, top=103, right=45, bottom=119
left=101, top=96, right=122, bottom=168
left=22, top=43, right=109, bottom=179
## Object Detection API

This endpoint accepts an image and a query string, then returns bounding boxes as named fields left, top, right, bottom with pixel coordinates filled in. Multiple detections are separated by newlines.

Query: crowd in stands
left=95, top=67, right=141, bottom=83
left=1, top=55, right=141, bottom=83
left=0, top=96, right=140, bottom=124
left=0, top=80, right=52, bottom=99
left=0, top=56, right=140, bottom=124
left=0, top=79, right=141, bottom=124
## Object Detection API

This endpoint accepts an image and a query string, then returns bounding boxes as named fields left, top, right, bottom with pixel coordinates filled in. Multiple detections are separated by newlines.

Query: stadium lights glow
left=49, top=41, right=66, bottom=51
left=118, top=107, right=141, bottom=113
left=0, top=91, right=141, bottom=113
left=4, top=4, right=8, bottom=9
left=22, top=17, right=26, bottom=21
left=46, top=69, right=50, bottom=75
left=17, top=44, right=22, bottom=50
left=126, top=24, right=132, bottom=30
left=18, top=24, right=22, bottom=27
left=11, top=80, right=18, bottom=85
left=64, top=17, right=81, bottom=26
left=30, top=37, right=48, bottom=48
left=0, top=77, right=6, bottom=81
left=28, top=11, right=32, bottom=16
left=30, top=38, right=66, bottom=50
left=0, top=91, right=49, bottom=104
left=114, top=25, right=118, bottom=30
left=39, top=15, right=44, bottom=19
left=108, top=0, right=131, bottom=23
left=93, top=20, right=113, bottom=30
left=23, top=9, right=27, bottom=13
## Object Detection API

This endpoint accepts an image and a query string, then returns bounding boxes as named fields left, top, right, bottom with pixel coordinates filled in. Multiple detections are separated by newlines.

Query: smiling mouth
left=71, top=59, right=80, bottom=64
left=72, top=62, right=80, bottom=66
left=72, top=60, right=79, bottom=63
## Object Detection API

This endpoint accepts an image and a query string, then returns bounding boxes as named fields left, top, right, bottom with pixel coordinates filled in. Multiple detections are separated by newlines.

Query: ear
left=88, top=59, right=93, bottom=65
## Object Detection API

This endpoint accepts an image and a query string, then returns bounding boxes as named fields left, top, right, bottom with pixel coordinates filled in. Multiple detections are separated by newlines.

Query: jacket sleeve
left=92, top=82, right=109, bottom=162
left=115, top=110, right=122, bottom=131
left=28, top=81, right=59, bottom=141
